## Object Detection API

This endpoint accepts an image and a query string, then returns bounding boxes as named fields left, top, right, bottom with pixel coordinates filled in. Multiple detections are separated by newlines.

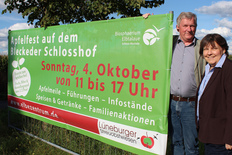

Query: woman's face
left=203, top=42, right=225, bottom=69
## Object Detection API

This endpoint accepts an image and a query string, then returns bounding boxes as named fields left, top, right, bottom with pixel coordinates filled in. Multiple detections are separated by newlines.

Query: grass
left=0, top=104, right=133, bottom=155
left=0, top=109, right=70, bottom=155
left=0, top=92, right=69, bottom=155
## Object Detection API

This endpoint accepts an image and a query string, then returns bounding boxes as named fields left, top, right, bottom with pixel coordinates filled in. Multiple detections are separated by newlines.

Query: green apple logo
left=12, top=58, right=31, bottom=97
left=143, top=25, right=165, bottom=45
left=141, top=133, right=155, bottom=149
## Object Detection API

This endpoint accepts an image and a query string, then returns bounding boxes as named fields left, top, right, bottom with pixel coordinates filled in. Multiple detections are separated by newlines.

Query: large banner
left=8, top=13, right=173, bottom=155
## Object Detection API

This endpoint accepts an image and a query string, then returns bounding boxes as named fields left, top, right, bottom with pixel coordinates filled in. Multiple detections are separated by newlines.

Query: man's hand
left=142, top=13, right=153, bottom=19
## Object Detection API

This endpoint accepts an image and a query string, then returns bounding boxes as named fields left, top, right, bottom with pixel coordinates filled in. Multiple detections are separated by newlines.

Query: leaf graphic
left=19, top=58, right=25, bottom=65
left=12, top=61, right=18, bottom=68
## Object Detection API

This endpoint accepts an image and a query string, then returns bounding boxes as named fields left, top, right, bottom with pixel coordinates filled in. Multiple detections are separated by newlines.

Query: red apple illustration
left=141, top=132, right=154, bottom=149
left=12, top=58, right=31, bottom=97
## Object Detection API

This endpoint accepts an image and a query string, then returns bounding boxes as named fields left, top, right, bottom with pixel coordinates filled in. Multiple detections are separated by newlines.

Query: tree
left=0, top=55, right=8, bottom=97
left=1, top=0, right=164, bottom=28
left=228, top=54, right=232, bottom=60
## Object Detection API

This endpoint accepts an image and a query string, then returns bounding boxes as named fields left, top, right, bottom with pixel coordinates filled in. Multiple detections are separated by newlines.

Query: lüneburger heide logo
left=99, top=121, right=137, bottom=139
left=143, top=25, right=165, bottom=45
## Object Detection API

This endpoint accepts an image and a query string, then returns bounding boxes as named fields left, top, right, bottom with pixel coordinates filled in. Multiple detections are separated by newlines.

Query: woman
left=196, top=33, right=232, bottom=154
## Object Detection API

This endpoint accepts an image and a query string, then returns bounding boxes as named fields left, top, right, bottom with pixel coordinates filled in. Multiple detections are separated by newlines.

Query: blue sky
left=1, top=0, right=232, bottom=55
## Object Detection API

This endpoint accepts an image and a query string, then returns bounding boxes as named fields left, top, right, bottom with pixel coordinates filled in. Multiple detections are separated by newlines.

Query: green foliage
left=0, top=55, right=7, bottom=98
left=1, top=0, right=164, bottom=28
left=0, top=55, right=8, bottom=73
left=228, top=54, right=232, bottom=60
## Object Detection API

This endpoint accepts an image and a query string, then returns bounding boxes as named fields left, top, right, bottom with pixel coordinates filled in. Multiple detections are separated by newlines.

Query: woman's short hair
left=199, top=33, right=229, bottom=56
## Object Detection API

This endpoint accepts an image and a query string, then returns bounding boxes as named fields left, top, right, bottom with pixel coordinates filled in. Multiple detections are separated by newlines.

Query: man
left=143, top=12, right=205, bottom=155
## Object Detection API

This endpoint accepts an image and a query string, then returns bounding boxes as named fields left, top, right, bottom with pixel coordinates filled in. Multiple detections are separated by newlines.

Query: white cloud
left=0, top=40, right=7, bottom=48
left=0, top=50, right=7, bottom=55
left=0, top=40, right=8, bottom=55
left=0, top=0, right=6, bottom=9
left=9, top=23, right=33, bottom=30
left=228, top=41, right=232, bottom=55
left=0, top=28, right=8, bottom=39
left=0, top=23, right=33, bottom=55
left=195, top=1, right=232, bottom=54
left=215, top=18, right=232, bottom=29
left=196, top=27, right=232, bottom=55
left=195, top=1, right=232, bottom=17
left=196, top=27, right=232, bottom=40
left=0, top=23, right=33, bottom=40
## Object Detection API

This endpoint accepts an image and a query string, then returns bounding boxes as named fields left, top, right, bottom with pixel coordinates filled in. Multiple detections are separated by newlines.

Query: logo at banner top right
left=143, top=25, right=165, bottom=45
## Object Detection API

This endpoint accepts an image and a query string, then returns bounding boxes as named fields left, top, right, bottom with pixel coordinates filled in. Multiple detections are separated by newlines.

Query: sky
left=1, top=0, right=232, bottom=55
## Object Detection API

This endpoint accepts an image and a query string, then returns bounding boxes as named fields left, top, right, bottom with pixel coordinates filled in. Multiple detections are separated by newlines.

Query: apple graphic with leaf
left=12, top=57, right=31, bottom=96
left=141, top=132, right=155, bottom=149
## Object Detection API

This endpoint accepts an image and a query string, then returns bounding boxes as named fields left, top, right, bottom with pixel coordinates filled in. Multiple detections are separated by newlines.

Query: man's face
left=176, top=17, right=196, bottom=44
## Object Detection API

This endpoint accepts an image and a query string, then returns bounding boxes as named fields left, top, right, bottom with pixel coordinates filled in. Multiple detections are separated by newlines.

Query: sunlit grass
left=0, top=108, right=69, bottom=155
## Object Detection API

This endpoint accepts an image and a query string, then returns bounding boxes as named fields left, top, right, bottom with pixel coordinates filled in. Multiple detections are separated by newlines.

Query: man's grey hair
left=176, top=12, right=197, bottom=27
